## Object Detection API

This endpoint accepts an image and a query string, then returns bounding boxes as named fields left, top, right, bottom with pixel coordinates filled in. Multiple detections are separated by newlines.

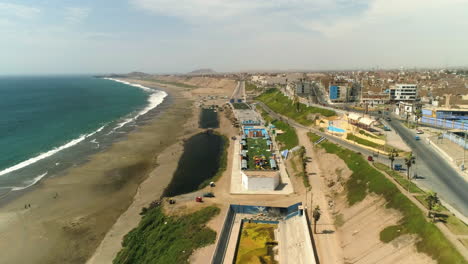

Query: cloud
left=65, top=7, right=90, bottom=24
left=131, top=0, right=370, bottom=22
left=0, top=2, right=40, bottom=19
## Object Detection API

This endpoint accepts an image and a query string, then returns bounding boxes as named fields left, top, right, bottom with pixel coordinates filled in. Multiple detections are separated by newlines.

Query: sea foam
left=0, top=125, right=105, bottom=177
left=104, top=78, right=168, bottom=131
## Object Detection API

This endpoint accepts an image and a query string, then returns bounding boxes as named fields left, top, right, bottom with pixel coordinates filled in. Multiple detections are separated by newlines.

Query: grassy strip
left=114, top=206, right=220, bottom=264
left=245, top=82, right=259, bottom=91
left=293, top=146, right=310, bottom=188
left=256, top=104, right=298, bottom=150
left=273, top=119, right=298, bottom=150
left=347, top=133, right=382, bottom=149
left=199, top=134, right=229, bottom=188
left=374, top=163, right=425, bottom=194
left=309, top=133, right=465, bottom=264
left=359, top=129, right=379, bottom=139
left=232, top=103, right=250, bottom=109
left=256, top=88, right=336, bottom=126
left=151, top=79, right=197, bottom=88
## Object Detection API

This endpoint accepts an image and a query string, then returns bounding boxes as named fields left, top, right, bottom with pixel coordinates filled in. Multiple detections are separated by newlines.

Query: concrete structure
left=390, top=84, right=417, bottom=101
left=241, top=171, right=280, bottom=191
left=295, top=80, right=313, bottom=95
left=329, top=84, right=348, bottom=102
left=421, top=107, right=468, bottom=130
left=361, top=92, right=390, bottom=105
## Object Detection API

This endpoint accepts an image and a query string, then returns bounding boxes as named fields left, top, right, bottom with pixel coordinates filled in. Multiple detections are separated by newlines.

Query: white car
left=416, top=129, right=424, bottom=134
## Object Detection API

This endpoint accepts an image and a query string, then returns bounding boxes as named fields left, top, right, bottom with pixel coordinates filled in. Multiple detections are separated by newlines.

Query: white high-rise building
left=390, top=84, right=417, bottom=101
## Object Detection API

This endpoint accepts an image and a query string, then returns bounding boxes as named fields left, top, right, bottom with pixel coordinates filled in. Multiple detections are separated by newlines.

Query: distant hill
left=188, top=68, right=216, bottom=75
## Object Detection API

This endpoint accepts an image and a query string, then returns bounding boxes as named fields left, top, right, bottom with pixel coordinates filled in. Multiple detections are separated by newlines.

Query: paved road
left=387, top=119, right=468, bottom=216
left=230, top=81, right=245, bottom=102
left=257, top=101, right=468, bottom=218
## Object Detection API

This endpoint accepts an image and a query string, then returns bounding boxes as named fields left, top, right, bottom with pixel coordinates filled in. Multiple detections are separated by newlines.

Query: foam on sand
left=11, top=172, right=48, bottom=191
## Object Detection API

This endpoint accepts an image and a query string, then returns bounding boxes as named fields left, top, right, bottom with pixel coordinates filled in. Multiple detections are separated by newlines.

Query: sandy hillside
left=316, top=149, right=436, bottom=264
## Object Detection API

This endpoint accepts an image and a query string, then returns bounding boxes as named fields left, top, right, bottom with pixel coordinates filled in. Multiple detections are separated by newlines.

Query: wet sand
left=0, top=81, right=192, bottom=264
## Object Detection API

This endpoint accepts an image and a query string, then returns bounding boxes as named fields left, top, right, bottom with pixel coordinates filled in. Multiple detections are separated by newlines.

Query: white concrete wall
left=242, top=172, right=279, bottom=191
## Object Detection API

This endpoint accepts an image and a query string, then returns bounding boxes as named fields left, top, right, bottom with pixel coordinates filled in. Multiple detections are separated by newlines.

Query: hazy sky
left=1, top=0, right=468, bottom=74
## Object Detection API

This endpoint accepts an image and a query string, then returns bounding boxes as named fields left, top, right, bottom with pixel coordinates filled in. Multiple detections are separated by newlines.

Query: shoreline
left=0, top=80, right=193, bottom=264
left=0, top=77, right=168, bottom=197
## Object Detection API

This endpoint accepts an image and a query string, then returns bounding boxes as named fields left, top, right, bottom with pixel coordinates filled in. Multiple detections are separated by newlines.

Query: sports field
left=235, top=222, right=278, bottom=264
left=246, top=138, right=273, bottom=169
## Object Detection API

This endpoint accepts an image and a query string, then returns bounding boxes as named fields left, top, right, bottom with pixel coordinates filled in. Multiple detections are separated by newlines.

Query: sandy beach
left=0, top=80, right=193, bottom=264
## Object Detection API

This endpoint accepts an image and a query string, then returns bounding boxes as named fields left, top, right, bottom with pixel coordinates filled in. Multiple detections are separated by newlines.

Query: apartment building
left=390, top=84, right=417, bottom=101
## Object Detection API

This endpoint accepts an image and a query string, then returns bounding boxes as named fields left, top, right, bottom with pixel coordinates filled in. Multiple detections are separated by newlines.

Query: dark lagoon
left=199, top=108, right=219, bottom=128
left=163, top=132, right=224, bottom=196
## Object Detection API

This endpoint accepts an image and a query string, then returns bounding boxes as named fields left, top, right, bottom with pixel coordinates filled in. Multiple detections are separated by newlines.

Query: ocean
left=0, top=76, right=167, bottom=194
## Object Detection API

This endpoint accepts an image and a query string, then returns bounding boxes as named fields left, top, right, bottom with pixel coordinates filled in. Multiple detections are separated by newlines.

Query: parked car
left=394, top=164, right=403, bottom=170
left=367, top=156, right=374, bottom=162
left=383, top=126, right=391, bottom=131
left=203, top=192, right=215, bottom=198
left=416, top=129, right=424, bottom=134
left=385, top=117, right=392, bottom=121
left=415, top=135, right=421, bottom=141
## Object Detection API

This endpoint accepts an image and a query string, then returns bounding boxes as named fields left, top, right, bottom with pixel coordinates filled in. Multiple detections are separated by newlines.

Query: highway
left=387, top=119, right=468, bottom=216
left=257, top=101, right=468, bottom=218
left=230, top=81, right=245, bottom=102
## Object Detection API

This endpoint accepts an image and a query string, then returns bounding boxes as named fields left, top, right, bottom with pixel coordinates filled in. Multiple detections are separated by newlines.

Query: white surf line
left=0, top=125, right=106, bottom=177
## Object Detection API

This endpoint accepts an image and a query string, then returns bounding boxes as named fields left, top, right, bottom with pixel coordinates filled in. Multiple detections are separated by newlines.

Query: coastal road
left=257, top=102, right=468, bottom=219
left=256, top=102, right=394, bottom=165
left=388, top=119, right=468, bottom=217
left=230, top=81, right=245, bottom=102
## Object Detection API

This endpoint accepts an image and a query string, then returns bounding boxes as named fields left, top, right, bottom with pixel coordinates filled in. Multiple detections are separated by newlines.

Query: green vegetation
left=199, top=134, right=230, bottom=188
left=347, top=133, right=382, bottom=149
left=290, top=146, right=310, bottom=188
left=256, top=104, right=298, bottom=150
left=358, top=129, right=379, bottom=139
left=308, top=132, right=465, bottom=264
left=151, top=79, right=197, bottom=88
left=114, top=206, right=220, bottom=264
left=445, top=214, right=468, bottom=235
left=246, top=138, right=273, bottom=169
left=308, top=132, right=322, bottom=143
left=232, top=102, right=250, bottom=110
left=273, top=119, right=298, bottom=150
left=256, top=88, right=336, bottom=126
left=373, top=163, right=424, bottom=194
left=334, top=213, right=345, bottom=227
left=245, top=82, right=259, bottom=91
left=235, top=222, right=278, bottom=264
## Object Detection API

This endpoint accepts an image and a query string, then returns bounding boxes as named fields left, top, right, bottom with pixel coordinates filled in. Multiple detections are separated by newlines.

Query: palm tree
left=414, top=108, right=422, bottom=128
left=425, top=192, right=440, bottom=219
left=312, top=206, right=321, bottom=234
left=404, top=152, right=416, bottom=186
left=388, top=149, right=399, bottom=170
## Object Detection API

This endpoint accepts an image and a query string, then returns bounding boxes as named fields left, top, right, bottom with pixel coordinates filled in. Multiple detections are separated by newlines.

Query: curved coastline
left=0, top=78, right=167, bottom=193
left=0, top=80, right=192, bottom=264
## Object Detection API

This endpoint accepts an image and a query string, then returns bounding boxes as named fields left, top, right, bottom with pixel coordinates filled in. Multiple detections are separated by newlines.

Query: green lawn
left=232, top=103, right=250, bottom=110
left=272, top=120, right=298, bottom=150
left=347, top=133, right=383, bottom=149
left=309, top=133, right=465, bottom=264
left=114, top=206, right=220, bottom=264
left=256, top=88, right=336, bottom=126
left=255, top=104, right=298, bottom=150
left=245, top=82, right=260, bottom=91
left=373, top=163, right=425, bottom=194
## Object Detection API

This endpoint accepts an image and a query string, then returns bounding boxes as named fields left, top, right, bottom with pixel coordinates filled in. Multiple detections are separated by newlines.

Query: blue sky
left=1, top=0, right=468, bottom=74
